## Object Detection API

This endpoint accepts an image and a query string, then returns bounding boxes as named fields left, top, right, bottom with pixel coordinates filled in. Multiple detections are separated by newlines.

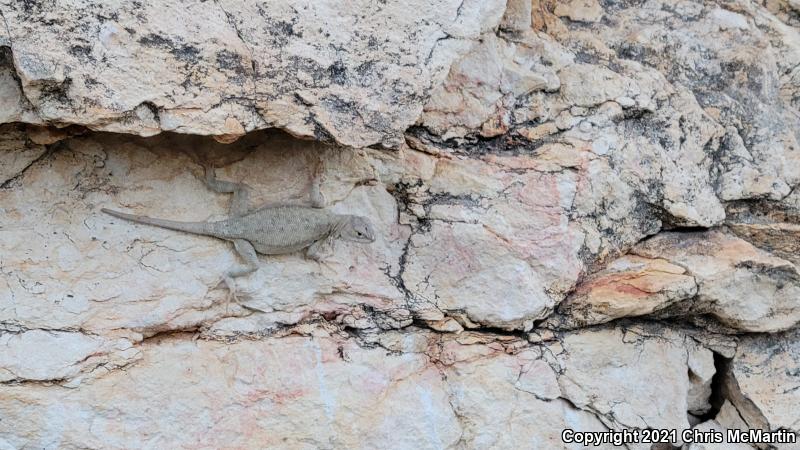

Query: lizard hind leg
left=310, top=157, right=327, bottom=209
left=204, top=166, right=255, bottom=217
left=217, top=239, right=260, bottom=312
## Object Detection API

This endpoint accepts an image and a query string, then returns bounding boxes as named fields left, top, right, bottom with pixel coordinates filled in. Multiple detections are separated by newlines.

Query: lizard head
left=337, top=215, right=376, bottom=243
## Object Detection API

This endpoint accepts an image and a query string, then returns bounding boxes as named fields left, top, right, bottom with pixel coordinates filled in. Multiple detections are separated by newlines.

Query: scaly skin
left=102, top=163, right=375, bottom=308
left=102, top=205, right=341, bottom=255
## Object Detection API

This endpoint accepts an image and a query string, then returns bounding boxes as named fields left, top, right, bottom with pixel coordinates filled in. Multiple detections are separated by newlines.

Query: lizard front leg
left=218, top=238, right=260, bottom=310
left=306, top=236, right=335, bottom=261
left=204, top=166, right=255, bottom=217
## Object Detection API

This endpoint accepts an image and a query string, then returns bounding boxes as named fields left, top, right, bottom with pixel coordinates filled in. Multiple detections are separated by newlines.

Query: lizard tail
left=101, top=208, right=214, bottom=236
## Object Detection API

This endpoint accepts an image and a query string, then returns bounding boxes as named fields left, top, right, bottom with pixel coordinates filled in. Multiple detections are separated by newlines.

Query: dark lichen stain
left=306, top=115, right=335, bottom=142
left=171, top=44, right=201, bottom=62
left=276, top=55, right=333, bottom=90
left=83, top=77, right=101, bottom=88
left=137, top=33, right=201, bottom=63
left=19, top=0, right=43, bottom=13
left=328, top=61, right=347, bottom=85
left=355, top=61, right=379, bottom=87
left=216, top=50, right=246, bottom=73
left=38, top=77, right=73, bottom=105
left=69, top=45, right=93, bottom=60
left=614, top=41, right=658, bottom=64
left=574, top=50, right=601, bottom=65
left=254, top=5, right=302, bottom=47
left=138, top=33, right=173, bottom=47
left=367, top=36, right=379, bottom=49
left=734, top=261, right=800, bottom=284
left=599, top=0, right=647, bottom=11
left=321, top=95, right=357, bottom=116
left=274, top=20, right=301, bottom=38
left=406, top=125, right=554, bottom=158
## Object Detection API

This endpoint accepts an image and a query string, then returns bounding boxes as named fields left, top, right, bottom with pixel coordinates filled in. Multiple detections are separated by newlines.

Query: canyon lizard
left=102, top=163, right=375, bottom=303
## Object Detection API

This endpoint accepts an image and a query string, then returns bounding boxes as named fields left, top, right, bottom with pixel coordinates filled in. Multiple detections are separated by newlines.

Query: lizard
left=102, top=162, right=376, bottom=304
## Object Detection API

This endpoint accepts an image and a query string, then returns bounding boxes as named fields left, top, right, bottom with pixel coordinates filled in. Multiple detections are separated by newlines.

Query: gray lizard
left=102, top=164, right=375, bottom=302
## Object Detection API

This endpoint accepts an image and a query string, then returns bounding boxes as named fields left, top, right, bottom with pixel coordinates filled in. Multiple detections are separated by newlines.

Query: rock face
left=2, top=0, right=800, bottom=448
left=552, top=254, right=698, bottom=327
left=0, top=0, right=505, bottom=147
left=723, top=329, right=800, bottom=436
left=553, top=230, right=800, bottom=332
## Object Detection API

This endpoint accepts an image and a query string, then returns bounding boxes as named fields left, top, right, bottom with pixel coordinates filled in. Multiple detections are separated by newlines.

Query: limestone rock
left=715, top=400, right=750, bottom=432
left=723, top=329, right=800, bottom=440
left=0, top=131, right=421, bottom=339
left=550, top=325, right=715, bottom=449
left=633, top=231, right=800, bottom=332
left=555, top=255, right=698, bottom=327
left=2, top=0, right=800, bottom=447
left=0, top=0, right=506, bottom=147
left=402, top=221, right=552, bottom=331
left=445, top=346, right=615, bottom=449
left=0, top=329, right=136, bottom=383
left=417, top=23, right=727, bottom=229
left=687, top=343, right=716, bottom=416
left=554, top=0, right=603, bottom=23
left=419, top=33, right=558, bottom=140
left=728, top=222, right=800, bottom=266
left=554, top=229, right=800, bottom=332
left=0, top=48, right=41, bottom=125
left=0, top=124, right=46, bottom=186
left=0, top=325, right=716, bottom=449
left=574, top=0, right=800, bottom=203
left=1, top=333, right=464, bottom=449
left=726, top=199, right=800, bottom=266
left=499, top=0, right=532, bottom=33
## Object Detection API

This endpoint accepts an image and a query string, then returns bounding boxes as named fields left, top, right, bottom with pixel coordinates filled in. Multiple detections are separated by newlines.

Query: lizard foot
left=215, top=275, right=240, bottom=314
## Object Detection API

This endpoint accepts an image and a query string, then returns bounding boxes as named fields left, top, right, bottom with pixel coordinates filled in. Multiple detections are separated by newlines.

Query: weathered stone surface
left=550, top=326, right=714, bottom=449
left=687, top=344, right=716, bottom=417
left=554, top=0, right=604, bottom=24
left=1, top=332, right=463, bottom=449
left=2, top=0, right=800, bottom=447
left=0, top=131, right=417, bottom=344
left=553, top=229, right=800, bottom=332
left=560, top=0, right=800, bottom=204
left=553, top=255, right=697, bottom=327
left=3, top=126, right=716, bottom=337
left=402, top=220, right=553, bottom=330
left=0, top=328, right=138, bottom=384
left=0, top=0, right=505, bottom=147
left=714, top=399, right=750, bottom=434
left=726, top=198, right=800, bottom=266
left=633, top=231, right=800, bottom=332
left=420, top=33, right=558, bottom=140
left=723, top=329, right=800, bottom=441
left=0, top=325, right=718, bottom=449
left=0, top=124, right=46, bottom=186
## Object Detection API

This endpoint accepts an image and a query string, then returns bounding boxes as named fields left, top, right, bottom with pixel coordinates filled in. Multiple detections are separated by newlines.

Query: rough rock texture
left=722, top=329, right=800, bottom=437
left=552, top=254, right=699, bottom=327
left=0, top=325, right=720, bottom=449
left=2, top=0, right=800, bottom=448
left=0, top=0, right=505, bottom=147
left=551, top=230, right=800, bottom=332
